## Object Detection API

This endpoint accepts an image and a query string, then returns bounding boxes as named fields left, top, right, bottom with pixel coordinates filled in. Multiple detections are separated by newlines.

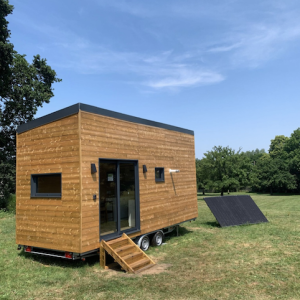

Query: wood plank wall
left=16, top=114, right=82, bottom=252
left=80, top=111, right=198, bottom=252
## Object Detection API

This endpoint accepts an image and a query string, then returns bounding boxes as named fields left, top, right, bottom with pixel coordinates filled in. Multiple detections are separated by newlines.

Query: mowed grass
left=1, top=193, right=300, bottom=300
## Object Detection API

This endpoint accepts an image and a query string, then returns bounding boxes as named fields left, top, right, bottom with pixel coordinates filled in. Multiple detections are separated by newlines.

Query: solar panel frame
left=204, top=195, right=268, bottom=227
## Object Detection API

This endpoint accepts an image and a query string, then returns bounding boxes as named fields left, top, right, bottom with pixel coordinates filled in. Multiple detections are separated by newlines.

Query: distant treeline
left=196, top=128, right=300, bottom=195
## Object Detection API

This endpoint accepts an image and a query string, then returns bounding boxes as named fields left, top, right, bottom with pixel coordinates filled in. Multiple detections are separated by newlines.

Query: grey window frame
left=31, top=173, right=62, bottom=198
left=99, top=158, right=140, bottom=241
left=155, top=167, right=165, bottom=182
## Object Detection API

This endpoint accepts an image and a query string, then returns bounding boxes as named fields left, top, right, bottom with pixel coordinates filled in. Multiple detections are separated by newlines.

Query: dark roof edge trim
left=17, top=104, right=79, bottom=134
left=17, top=103, right=194, bottom=136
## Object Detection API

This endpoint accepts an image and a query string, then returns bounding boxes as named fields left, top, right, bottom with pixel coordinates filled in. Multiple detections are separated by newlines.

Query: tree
left=0, top=1, right=61, bottom=208
left=284, top=128, right=300, bottom=191
left=196, top=158, right=206, bottom=194
left=269, top=135, right=289, bottom=159
left=243, top=148, right=266, bottom=165
left=252, top=154, right=296, bottom=194
left=0, top=0, right=14, bottom=98
left=196, top=146, right=252, bottom=196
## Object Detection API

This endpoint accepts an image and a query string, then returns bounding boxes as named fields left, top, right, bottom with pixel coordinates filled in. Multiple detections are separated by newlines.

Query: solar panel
left=204, top=195, right=268, bottom=227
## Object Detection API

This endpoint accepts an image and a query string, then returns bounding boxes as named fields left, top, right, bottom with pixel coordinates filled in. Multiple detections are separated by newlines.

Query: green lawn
left=1, top=193, right=300, bottom=300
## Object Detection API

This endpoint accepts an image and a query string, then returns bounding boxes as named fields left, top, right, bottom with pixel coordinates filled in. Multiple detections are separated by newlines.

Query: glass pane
left=120, top=163, right=136, bottom=230
left=37, top=174, right=61, bottom=193
left=155, top=168, right=164, bottom=182
left=155, top=169, right=161, bottom=179
left=100, top=162, right=118, bottom=236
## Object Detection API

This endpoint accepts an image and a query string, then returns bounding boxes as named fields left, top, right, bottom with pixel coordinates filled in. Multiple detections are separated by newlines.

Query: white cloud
left=60, top=47, right=224, bottom=89
left=10, top=0, right=300, bottom=91
left=147, top=69, right=224, bottom=89
left=93, top=0, right=153, bottom=17
left=228, top=21, right=300, bottom=68
left=209, top=43, right=242, bottom=53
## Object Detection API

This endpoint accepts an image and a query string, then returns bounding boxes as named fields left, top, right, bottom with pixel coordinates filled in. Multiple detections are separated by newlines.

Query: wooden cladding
left=16, top=109, right=197, bottom=254
left=80, top=110, right=197, bottom=247
left=16, top=114, right=81, bottom=253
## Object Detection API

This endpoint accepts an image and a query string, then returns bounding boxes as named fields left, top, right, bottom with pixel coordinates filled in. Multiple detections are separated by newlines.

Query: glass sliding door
left=99, top=161, right=118, bottom=236
left=120, top=163, right=136, bottom=231
left=99, top=159, right=139, bottom=240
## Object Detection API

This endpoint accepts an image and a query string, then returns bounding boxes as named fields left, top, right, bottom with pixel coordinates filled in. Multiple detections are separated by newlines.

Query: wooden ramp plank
left=101, top=233, right=155, bottom=274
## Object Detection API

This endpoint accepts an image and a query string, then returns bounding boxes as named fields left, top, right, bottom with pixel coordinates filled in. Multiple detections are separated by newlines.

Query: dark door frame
left=99, top=158, right=140, bottom=241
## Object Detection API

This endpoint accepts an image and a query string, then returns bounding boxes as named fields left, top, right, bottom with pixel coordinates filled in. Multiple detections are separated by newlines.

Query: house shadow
left=205, top=221, right=220, bottom=228
left=18, top=251, right=99, bottom=268
left=163, top=226, right=194, bottom=242
left=17, top=225, right=194, bottom=268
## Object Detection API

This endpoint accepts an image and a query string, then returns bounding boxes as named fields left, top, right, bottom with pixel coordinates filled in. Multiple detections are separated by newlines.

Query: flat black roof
left=17, top=103, right=194, bottom=136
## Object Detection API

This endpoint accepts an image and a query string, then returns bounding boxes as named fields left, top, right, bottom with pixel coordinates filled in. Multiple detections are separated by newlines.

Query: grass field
left=1, top=193, right=300, bottom=300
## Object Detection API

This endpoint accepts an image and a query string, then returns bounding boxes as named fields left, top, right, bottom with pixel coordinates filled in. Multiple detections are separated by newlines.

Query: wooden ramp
left=100, top=233, right=155, bottom=274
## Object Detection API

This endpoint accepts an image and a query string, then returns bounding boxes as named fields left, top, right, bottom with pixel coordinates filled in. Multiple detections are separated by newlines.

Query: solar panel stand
left=203, top=195, right=268, bottom=227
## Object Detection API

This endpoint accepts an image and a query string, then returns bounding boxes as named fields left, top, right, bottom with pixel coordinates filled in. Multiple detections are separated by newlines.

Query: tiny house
left=16, top=103, right=198, bottom=262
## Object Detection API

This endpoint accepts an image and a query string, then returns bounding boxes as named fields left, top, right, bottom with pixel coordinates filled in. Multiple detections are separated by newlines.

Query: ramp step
left=115, top=244, right=135, bottom=254
left=107, top=236, right=128, bottom=245
left=101, top=233, right=155, bottom=274
left=123, top=252, right=143, bottom=263
left=130, top=258, right=151, bottom=270
left=107, top=237, right=129, bottom=249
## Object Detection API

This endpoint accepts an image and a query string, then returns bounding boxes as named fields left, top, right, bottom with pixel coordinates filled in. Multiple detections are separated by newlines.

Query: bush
left=6, top=194, right=16, bottom=214
left=0, top=194, right=16, bottom=214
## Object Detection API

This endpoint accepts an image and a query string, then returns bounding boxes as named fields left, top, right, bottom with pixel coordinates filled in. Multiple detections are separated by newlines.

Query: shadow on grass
left=204, top=221, right=220, bottom=228
left=18, top=250, right=99, bottom=268
left=17, top=226, right=195, bottom=268
left=164, top=226, right=194, bottom=242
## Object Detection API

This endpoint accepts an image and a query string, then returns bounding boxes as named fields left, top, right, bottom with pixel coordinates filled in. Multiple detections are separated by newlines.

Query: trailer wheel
left=151, top=231, right=164, bottom=247
left=140, top=235, right=150, bottom=251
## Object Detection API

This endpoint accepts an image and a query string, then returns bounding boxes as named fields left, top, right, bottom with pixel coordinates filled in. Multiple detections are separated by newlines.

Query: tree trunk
left=221, top=189, right=224, bottom=196
left=202, top=189, right=205, bottom=195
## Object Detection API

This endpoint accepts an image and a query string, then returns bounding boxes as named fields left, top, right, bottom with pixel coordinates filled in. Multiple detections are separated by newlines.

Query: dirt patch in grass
left=137, top=263, right=172, bottom=275
left=93, top=262, right=171, bottom=277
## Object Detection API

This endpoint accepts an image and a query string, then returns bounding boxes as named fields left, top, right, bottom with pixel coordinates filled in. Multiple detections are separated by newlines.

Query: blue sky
left=7, top=0, right=300, bottom=158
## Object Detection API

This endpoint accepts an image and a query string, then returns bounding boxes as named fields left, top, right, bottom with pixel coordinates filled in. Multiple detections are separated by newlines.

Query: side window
left=155, top=167, right=165, bottom=182
left=31, top=173, right=62, bottom=197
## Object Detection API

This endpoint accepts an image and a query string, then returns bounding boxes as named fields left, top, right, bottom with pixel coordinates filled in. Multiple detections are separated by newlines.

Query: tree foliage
left=0, top=0, right=14, bottom=98
left=0, top=0, right=61, bottom=208
left=196, top=146, right=252, bottom=196
left=196, top=128, right=300, bottom=195
left=243, top=148, right=266, bottom=164
left=269, top=135, right=289, bottom=159
left=252, top=154, right=296, bottom=194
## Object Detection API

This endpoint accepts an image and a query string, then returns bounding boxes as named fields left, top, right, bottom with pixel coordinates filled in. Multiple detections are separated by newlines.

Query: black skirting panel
left=204, top=195, right=268, bottom=227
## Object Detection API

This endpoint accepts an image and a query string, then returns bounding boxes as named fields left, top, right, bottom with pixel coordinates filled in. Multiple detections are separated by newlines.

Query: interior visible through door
left=99, top=160, right=137, bottom=238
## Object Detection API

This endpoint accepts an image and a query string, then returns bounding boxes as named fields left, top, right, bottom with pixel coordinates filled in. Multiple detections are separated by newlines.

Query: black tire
left=140, top=235, right=150, bottom=251
left=151, top=231, right=164, bottom=247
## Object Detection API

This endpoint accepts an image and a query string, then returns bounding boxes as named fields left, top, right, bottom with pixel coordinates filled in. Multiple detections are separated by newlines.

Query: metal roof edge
left=17, top=103, right=80, bottom=134
left=17, top=103, right=194, bottom=136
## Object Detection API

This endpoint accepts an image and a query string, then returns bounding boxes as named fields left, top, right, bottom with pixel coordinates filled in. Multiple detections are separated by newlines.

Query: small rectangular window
left=155, top=167, right=165, bottom=182
left=31, top=173, right=62, bottom=197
